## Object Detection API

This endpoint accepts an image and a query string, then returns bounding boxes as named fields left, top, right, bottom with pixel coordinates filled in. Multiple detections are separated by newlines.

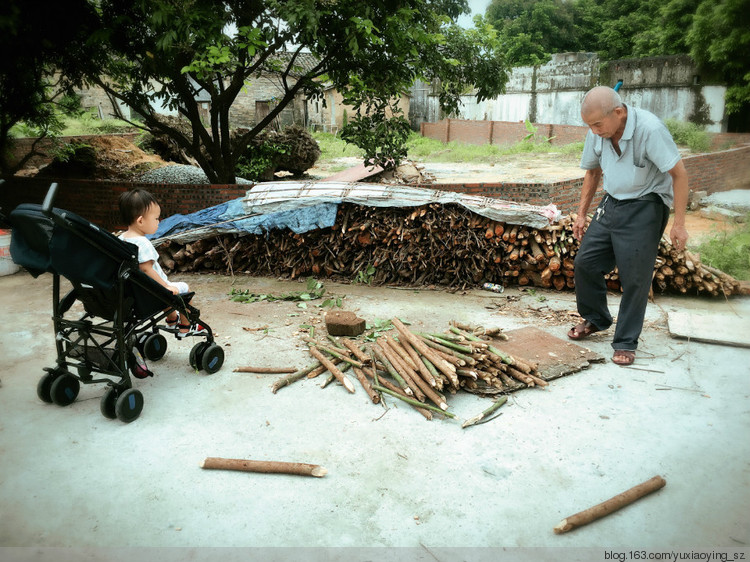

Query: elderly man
left=568, top=86, right=689, bottom=366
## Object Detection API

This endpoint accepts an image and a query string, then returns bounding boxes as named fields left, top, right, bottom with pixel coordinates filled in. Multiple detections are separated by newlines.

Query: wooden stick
left=340, top=339, right=371, bottom=364
left=372, top=385, right=455, bottom=419
left=384, top=337, right=419, bottom=371
left=201, top=457, right=327, bottom=477
left=235, top=366, right=297, bottom=374
left=462, top=396, right=508, bottom=428
left=353, top=366, right=380, bottom=404
left=391, top=318, right=458, bottom=387
left=303, top=337, right=364, bottom=368
left=272, top=362, right=325, bottom=393
left=399, top=337, right=438, bottom=388
left=553, top=475, right=666, bottom=534
left=309, top=347, right=356, bottom=393
left=379, top=338, right=425, bottom=402
left=372, top=344, right=413, bottom=396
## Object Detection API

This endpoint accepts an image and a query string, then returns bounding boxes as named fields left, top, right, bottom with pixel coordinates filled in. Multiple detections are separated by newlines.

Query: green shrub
left=665, top=119, right=712, bottom=153
left=695, top=216, right=750, bottom=281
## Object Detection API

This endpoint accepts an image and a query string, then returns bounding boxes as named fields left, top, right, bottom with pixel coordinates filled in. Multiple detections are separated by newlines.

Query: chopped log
left=391, top=318, right=458, bottom=388
left=352, top=366, right=380, bottom=404
left=554, top=476, right=666, bottom=534
left=201, top=457, right=327, bottom=478
left=308, top=347, right=356, bottom=393
left=235, top=366, right=297, bottom=374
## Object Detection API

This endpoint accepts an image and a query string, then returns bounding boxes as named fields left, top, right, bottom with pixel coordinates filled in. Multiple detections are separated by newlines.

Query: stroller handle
left=42, top=182, right=59, bottom=214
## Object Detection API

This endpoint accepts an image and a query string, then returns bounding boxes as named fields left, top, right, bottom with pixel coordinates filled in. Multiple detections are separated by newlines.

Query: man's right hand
left=573, top=215, right=587, bottom=241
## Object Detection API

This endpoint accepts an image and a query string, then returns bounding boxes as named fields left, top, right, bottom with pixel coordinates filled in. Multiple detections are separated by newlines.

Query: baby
left=118, top=189, right=196, bottom=333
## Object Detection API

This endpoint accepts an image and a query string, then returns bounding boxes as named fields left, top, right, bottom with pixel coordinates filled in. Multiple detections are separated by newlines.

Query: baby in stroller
left=118, top=189, right=203, bottom=336
left=8, top=182, right=224, bottom=423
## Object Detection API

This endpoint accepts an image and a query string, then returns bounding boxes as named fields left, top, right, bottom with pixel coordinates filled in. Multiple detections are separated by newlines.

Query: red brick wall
left=0, top=177, right=248, bottom=231
left=421, top=119, right=588, bottom=147
left=683, top=145, right=750, bottom=193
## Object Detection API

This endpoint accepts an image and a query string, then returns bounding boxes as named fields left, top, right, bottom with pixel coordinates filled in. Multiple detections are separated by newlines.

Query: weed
left=353, top=264, right=376, bottom=285
left=695, top=216, right=750, bottom=281
left=311, top=131, right=363, bottom=159
left=665, top=119, right=711, bottom=153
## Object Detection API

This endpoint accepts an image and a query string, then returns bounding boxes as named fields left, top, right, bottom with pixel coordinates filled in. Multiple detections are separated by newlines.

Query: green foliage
left=486, top=0, right=579, bottom=66
left=312, top=132, right=364, bottom=160
left=229, top=278, right=327, bottom=304
left=687, top=0, right=750, bottom=114
left=353, top=264, right=377, bottom=285
left=80, top=0, right=509, bottom=183
left=696, top=217, right=750, bottom=281
left=236, top=139, right=289, bottom=182
left=404, top=132, right=582, bottom=163
left=664, top=119, right=712, bottom=153
left=340, top=107, right=412, bottom=170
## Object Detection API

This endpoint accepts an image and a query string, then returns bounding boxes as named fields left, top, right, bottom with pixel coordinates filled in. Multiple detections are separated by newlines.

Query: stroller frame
left=7, top=182, right=225, bottom=423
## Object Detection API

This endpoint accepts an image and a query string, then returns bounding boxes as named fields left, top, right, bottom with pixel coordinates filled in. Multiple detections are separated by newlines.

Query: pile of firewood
left=157, top=202, right=741, bottom=296
left=269, top=319, right=546, bottom=421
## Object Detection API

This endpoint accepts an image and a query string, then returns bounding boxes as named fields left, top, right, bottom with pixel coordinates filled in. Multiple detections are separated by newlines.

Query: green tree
left=687, top=0, right=750, bottom=114
left=0, top=0, right=99, bottom=174
left=81, top=0, right=509, bottom=182
left=486, top=0, right=580, bottom=66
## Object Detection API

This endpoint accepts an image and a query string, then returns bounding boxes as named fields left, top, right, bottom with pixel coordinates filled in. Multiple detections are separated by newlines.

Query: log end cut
left=326, top=310, right=366, bottom=337
left=553, top=519, right=571, bottom=534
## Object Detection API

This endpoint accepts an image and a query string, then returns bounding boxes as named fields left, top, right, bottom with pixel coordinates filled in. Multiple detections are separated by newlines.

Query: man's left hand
left=670, top=224, right=689, bottom=251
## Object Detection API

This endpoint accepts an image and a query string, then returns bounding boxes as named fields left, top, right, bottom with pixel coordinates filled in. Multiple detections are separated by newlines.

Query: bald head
left=581, top=86, right=623, bottom=119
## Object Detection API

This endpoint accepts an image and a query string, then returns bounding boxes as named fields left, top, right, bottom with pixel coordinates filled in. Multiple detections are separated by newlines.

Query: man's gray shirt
left=580, top=105, right=681, bottom=207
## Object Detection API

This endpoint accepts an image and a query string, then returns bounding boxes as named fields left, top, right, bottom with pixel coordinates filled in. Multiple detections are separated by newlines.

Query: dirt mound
left=37, top=136, right=167, bottom=180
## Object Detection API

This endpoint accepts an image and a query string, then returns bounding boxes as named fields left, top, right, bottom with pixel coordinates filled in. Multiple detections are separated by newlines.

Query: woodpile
left=157, top=203, right=742, bottom=296
left=272, top=319, right=549, bottom=421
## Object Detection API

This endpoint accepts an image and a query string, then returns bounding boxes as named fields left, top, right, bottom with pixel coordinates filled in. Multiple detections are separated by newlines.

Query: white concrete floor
left=1, top=271, right=749, bottom=560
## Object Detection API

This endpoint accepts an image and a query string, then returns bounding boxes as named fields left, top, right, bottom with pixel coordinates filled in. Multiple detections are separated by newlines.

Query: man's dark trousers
left=574, top=193, right=669, bottom=351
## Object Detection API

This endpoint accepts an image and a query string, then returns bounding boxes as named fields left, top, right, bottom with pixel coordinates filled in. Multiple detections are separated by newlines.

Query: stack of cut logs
left=272, top=319, right=546, bottom=420
left=157, top=203, right=741, bottom=296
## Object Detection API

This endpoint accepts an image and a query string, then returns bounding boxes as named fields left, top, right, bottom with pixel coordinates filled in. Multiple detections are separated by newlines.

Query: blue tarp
left=152, top=197, right=339, bottom=244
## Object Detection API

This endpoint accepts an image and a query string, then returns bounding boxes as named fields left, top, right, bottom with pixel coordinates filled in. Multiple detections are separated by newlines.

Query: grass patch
left=60, top=114, right=139, bottom=136
left=312, top=131, right=363, bottom=159
left=695, top=215, right=750, bottom=281
left=311, top=131, right=583, bottom=165
left=405, top=132, right=583, bottom=163
left=665, top=119, right=712, bottom=153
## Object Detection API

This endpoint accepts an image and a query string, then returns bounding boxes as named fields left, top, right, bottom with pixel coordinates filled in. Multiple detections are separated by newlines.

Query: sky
left=456, top=0, right=492, bottom=28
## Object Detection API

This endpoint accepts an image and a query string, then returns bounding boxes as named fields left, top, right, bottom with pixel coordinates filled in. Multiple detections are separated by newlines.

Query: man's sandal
left=612, top=350, right=636, bottom=366
left=567, top=320, right=599, bottom=340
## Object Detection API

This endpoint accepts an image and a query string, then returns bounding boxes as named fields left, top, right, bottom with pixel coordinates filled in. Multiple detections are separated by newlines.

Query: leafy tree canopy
left=77, top=0, right=510, bottom=181
left=0, top=0, right=99, bottom=173
left=484, top=0, right=750, bottom=114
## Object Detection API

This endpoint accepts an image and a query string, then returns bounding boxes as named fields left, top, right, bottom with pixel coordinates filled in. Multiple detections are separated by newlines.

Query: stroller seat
left=7, top=183, right=225, bottom=423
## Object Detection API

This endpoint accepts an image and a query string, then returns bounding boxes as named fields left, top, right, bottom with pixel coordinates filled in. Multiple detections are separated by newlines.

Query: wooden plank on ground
left=465, top=326, right=604, bottom=396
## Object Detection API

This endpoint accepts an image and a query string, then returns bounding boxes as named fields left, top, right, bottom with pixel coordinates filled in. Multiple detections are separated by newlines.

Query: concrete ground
left=1, top=270, right=749, bottom=560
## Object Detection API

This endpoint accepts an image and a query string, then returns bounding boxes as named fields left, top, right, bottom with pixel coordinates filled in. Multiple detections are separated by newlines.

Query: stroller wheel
left=143, top=333, right=167, bottom=362
left=201, top=343, right=225, bottom=374
left=115, top=389, right=144, bottom=423
left=50, top=373, right=80, bottom=407
left=189, top=341, right=210, bottom=371
left=100, top=387, right=118, bottom=419
left=37, top=369, right=64, bottom=403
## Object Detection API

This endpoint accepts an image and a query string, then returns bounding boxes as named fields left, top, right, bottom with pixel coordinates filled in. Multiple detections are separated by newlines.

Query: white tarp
left=242, top=181, right=560, bottom=228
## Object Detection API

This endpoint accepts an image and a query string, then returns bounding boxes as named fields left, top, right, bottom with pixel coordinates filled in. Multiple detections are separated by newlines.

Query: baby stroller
left=6, top=182, right=224, bottom=423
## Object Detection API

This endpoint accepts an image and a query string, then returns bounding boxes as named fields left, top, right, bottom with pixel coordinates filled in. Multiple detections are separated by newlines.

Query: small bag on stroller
left=7, top=183, right=224, bottom=422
